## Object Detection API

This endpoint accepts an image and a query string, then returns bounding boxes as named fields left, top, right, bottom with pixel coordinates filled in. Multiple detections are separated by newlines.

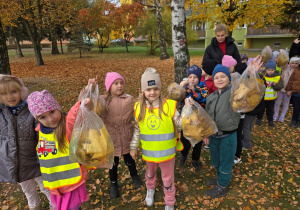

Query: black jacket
left=289, top=41, right=300, bottom=58
left=203, top=37, right=241, bottom=64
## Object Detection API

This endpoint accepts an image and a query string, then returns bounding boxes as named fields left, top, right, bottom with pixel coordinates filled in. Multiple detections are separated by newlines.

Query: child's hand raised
left=86, top=75, right=98, bottom=89
left=180, top=80, right=188, bottom=87
left=249, top=55, right=263, bottom=73
left=83, top=98, right=94, bottom=110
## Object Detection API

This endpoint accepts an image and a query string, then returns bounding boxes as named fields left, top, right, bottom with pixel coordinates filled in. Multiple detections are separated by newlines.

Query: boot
left=165, top=205, right=174, bottom=210
left=110, top=181, right=119, bottom=198
left=145, top=189, right=155, bottom=207
left=204, top=183, right=227, bottom=198
left=132, top=174, right=142, bottom=189
left=268, top=121, right=275, bottom=127
left=191, top=160, right=202, bottom=172
left=179, top=155, right=186, bottom=166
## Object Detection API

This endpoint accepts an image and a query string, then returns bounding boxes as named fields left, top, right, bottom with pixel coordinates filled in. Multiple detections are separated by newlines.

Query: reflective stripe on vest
left=38, top=131, right=82, bottom=190
left=264, top=76, right=281, bottom=100
left=134, top=99, right=183, bottom=163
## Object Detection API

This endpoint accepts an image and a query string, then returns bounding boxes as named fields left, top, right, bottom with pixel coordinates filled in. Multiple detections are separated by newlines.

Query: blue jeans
left=209, top=132, right=237, bottom=187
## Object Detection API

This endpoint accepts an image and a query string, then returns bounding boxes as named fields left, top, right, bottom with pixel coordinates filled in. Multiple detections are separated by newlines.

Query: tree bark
left=51, top=30, right=60, bottom=54
left=12, top=27, right=24, bottom=58
left=171, top=0, right=190, bottom=83
left=0, top=18, right=11, bottom=75
left=60, top=37, right=64, bottom=54
left=23, top=20, right=44, bottom=66
left=155, top=0, right=170, bottom=60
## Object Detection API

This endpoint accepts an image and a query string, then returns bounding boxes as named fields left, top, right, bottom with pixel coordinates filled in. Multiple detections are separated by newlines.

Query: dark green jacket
left=205, top=87, right=241, bottom=133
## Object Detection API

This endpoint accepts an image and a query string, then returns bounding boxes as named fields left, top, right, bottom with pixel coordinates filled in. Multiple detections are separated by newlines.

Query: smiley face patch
left=147, top=115, right=161, bottom=130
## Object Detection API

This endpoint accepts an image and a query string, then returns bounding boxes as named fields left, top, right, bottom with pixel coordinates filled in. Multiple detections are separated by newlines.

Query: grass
left=1, top=48, right=299, bottom=209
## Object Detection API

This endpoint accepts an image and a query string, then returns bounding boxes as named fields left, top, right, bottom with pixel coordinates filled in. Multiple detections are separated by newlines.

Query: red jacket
left=201, top=77, right=217, bottom=95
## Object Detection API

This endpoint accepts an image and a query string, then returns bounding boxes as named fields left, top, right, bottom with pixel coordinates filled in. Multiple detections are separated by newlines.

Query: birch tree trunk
left=155, top=0, right=169, bottom=60
left=171, top=0, right=190, bottom=83
left=0, top=18, right=11, bottom=75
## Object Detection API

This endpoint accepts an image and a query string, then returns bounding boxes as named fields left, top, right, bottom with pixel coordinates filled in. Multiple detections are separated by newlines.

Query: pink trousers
left=274, top=91, right=291, bottom=119
left=145, top=158, right=175, bottom=206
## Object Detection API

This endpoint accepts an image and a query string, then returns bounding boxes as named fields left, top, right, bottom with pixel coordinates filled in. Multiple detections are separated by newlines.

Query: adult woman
left=203, top=24, right=241, bottom=64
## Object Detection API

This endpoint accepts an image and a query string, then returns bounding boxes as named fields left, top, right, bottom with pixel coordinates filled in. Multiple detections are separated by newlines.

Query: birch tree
left=171, top=0, right=190, bottom=83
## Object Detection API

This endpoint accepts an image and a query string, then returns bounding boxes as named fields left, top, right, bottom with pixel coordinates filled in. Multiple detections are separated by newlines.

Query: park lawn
left=0, top=47, right=299, bottom=209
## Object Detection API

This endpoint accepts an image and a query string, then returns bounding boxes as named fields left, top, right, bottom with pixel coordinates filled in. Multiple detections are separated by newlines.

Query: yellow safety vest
left=264, top=76, right=281, bottom=100
left=134, top=99, right=183, bottom=163
left=37, top=131, right=82, bottom=190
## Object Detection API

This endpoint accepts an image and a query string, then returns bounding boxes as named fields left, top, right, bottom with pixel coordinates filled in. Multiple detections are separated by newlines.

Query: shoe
left=268, top=121, right=275, bottom=127
left=234, top=157, right=242, bottom=164
left=203, top=145, right=210, bottom=151
left=29, top=203, right=42, bottom=210
left=278, top=116, right=284, bottom=122
left=145, top=189, right=155, bottom=207
left=289, top=121, right=297, bottom=127
left=255, top=119, right=261, bottom=126
left=206, top=178, right=217, bottom=186
left=192, top=160, right=202, bottom=172
left=132, top=174, right=142, bottom=189
left=110, top=182, right=119, bottom=198
left=204, top=183, right=227, bottom=198
left=273, top=115, right=278, bottom=121
left=179, top=155, right=186, bottom=166
left=165, top=205, right=174, bottom=210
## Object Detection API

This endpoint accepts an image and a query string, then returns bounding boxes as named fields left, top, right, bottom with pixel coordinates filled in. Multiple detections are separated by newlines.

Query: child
left=27, top=90, right=93, bottom=210
left=240, top=54, right=248, bottom=63
left=203, top=64, right=241, bottom=198
left=179, top=65, right=208, bottom=171
left=201, top=59, right=218, bottom=94
left=130, top=68, right=183, bottom=210
left=273, top=51, right=282, bottom=74
left=222, top=55, right=237, bottom=73
left=286, top=58, right=300, bottom=127
left=255, top=60, right=284, bottom=127
left=274, top=57, right=299, bottom=122
left=0, top=75, right=51, bottom=210
left=82, top=72, right=142, bottom=198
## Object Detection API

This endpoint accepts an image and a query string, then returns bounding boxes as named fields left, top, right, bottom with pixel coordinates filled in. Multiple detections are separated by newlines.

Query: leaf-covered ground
left=1, top=48, right=299, bottom=210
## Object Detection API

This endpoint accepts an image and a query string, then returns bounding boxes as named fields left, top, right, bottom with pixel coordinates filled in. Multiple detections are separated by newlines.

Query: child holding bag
left=27, top=90, right=93, bottom=210
left=81, top=73, right=142, bottom=199
left=0, top=75, right=51, bottom=210
left=130, top=68, right=183, bottom=210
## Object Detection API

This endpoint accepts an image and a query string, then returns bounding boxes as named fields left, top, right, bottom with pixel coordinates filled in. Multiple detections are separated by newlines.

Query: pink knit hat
left=105, top=72, right=125, bottom=92
left=0, top=74, right=29, bottom=101
left=222, top=55, right=237, bottom=68
left=27, top=90, right=61, bottom=118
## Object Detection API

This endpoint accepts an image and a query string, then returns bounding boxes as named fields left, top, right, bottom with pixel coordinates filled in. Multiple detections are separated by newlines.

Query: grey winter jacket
left=205, top=87, right=241, bottom=133
left=0, top=103, right=41, bottom=184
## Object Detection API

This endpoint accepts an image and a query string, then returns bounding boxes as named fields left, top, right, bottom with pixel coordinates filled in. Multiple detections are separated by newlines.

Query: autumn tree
left=172, top=0, right=190, bottom=83
left=114, top=2, right=145, bottom=53
left=188, top=0, right=291, bottom=37
left=277, top=0, right=300, bottom=33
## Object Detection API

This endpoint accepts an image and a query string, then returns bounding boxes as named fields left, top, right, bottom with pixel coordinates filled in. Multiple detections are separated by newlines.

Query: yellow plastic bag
left=277, top=49, right=289, bottom=67
left=69, top=101, right=114, bottom=168
left=231, top=66, right=266, bottom=113
left=261, top=46, right=272, bottom=63
left=167, top=82, right=186, bottom=102
left=181, top=98, right=218, bottom=146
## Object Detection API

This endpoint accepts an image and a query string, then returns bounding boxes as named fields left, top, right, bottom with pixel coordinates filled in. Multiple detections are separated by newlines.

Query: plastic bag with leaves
left=69, top=100, right=114, bottom=168
left=261, top=46, right=272, bottom=63
left=231, top=66, right=266, bottom=113
left=79, top=84, right=105, bottom=116
left=181, top=98, right=218, bottom=147
left=277, top=49, right=289, bottom=67
left=167, top=82, right=186, bottom=102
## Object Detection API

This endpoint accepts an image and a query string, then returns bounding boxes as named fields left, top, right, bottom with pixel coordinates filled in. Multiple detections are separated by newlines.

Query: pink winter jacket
left=100, top=93, right=136, bottom=157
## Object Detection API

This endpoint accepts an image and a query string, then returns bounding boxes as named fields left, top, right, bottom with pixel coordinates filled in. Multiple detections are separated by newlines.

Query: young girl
left=130, top=68, right=183, bottom=210
left=274, top=57, right=299, bottom=122
left=27, top=90, right=93, bottom=210
left=0, top=75, right=51, bottom=210
left=201, top=59, right=218, bottom=94
left=204, top=57, right=262, bottom=198
left=82, top=72, right=142, bottom=199
left=178, top=65, right=208, bottom=171
left=286, top=58, right=300, bottom=127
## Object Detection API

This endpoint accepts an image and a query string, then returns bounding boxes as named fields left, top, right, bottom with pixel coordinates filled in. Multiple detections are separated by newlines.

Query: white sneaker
left=165, top=205, right=174, bottom=210
left=203, top=145, right=210, bottom=151
left=234, top=157, right=242, bottom=164
left=145, top=189, right=155, bottom=207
